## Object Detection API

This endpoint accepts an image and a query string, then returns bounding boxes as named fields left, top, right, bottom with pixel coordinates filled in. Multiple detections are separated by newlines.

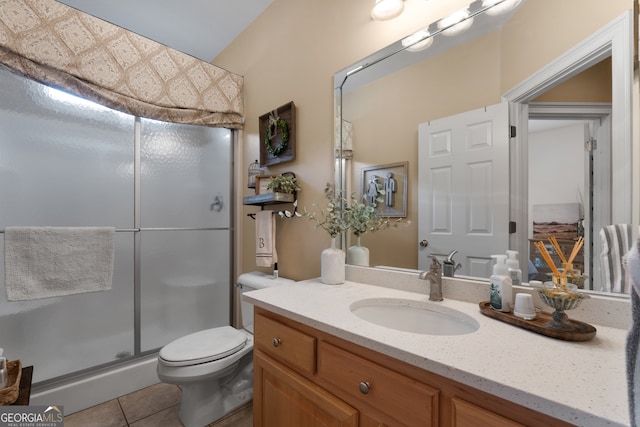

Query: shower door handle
left=210, top=194, right=223, bottom=212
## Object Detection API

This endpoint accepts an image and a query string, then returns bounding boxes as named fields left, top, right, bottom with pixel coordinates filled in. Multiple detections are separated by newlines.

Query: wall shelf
left=243, top=192, right=295, bottom=206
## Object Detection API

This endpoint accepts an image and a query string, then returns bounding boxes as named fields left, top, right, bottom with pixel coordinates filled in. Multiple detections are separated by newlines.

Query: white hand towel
left=4, top=227, right=115, bottom=301
left=255, top=211, right=277, bottom=267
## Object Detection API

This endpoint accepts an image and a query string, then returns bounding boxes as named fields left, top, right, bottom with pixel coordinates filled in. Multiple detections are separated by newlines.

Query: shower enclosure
left=0, top=66, right=233, bottom=386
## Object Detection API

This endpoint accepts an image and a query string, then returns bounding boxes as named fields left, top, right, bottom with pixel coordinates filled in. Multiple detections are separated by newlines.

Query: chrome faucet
left=443, top=250, right=462, bottom=278
left=419, top=255, right=443, bottom=301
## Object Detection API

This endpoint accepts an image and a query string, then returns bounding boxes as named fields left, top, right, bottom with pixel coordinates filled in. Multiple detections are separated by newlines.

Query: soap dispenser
left=490, top=255, right=512, bottom=312
left=506, top=250, right=522, bottom=286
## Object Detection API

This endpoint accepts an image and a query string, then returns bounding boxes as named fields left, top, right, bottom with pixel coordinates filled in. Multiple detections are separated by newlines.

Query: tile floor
left=63, top=382, right=253, bottom=427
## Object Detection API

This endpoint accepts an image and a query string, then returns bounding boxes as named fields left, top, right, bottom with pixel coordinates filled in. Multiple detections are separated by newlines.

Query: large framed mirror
left=334, top=0, right=637, bottom=297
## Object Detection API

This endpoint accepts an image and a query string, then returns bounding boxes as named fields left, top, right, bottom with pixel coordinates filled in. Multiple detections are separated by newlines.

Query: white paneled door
left=418, top=103, right=509, bottom=278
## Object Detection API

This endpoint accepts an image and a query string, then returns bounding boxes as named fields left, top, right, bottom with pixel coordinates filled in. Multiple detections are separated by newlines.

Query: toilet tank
left=238, top=272, right=293, bottom=333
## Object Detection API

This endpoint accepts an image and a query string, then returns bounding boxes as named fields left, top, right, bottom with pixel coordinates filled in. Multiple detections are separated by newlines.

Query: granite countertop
left=244, top=278, right=629, bottom=427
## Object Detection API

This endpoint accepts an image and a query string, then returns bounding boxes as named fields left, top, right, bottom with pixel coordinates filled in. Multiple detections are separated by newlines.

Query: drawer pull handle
left=359, top=381, right=371, bottom=394
left=272, top=338, right=282, bottom=347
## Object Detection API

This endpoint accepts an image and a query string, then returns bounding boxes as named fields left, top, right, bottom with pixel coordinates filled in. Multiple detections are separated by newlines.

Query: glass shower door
left=0, top=67, right=136, bottom=382
left=0, top=65, right=235, bottom=384
left=139, top=120, right=232, bottom=351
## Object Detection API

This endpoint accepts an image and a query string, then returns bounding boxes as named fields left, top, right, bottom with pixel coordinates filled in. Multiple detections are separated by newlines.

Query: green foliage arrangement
left=266, top=174, right=301, bottom=194
left=304, top=184, right=349, bottom=238
left=305, top=183, right=407, bottom=238
left=344, top=194, right=407, bottom=237
left=343, top=196, right=384, bottom=237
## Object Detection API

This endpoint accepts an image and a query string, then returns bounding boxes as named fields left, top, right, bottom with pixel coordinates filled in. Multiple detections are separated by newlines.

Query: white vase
left=347, top=235, right=370, bottom=267
left=321, top=237, right=345, bottom=285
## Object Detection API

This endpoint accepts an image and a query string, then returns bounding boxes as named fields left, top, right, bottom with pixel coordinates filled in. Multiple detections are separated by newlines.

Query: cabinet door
left=254, top=351, right=358, bottom=427
left=451, top=397, right=525, bottom=427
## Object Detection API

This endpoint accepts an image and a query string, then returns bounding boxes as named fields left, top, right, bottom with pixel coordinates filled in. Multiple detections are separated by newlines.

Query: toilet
left=157, top=271, right=293, bottom=427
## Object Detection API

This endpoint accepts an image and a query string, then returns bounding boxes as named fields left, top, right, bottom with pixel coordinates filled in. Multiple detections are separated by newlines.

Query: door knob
left=419, top=239, right=429, bottom=248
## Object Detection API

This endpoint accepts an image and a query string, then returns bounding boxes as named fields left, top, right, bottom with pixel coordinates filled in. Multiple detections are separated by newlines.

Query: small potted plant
left=342, top=196, right=380, bottom=267
left=304, top=184, right=408, bottom=278
left=304, top=184, right=349, bottom=284
left=266, top=173, right=301, bottom=194
left=343, top=184, right=409, bottom=266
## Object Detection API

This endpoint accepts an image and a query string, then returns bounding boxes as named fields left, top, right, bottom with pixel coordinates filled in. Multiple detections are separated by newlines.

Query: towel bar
left=0, top=228, right=137, bottom=233
left=248, top=211, right=277, bottom=219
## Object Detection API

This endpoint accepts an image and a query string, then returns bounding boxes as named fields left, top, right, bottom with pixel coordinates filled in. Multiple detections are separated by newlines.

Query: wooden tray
left=479, top=301, right=596, bottom=341
left=0, top=360, right=22, bottom=405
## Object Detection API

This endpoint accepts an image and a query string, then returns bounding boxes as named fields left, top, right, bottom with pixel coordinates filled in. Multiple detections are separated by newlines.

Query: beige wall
left=501, top=0, right=631, bottom=93
left=215, top=0, right=633, bottom=281
left=533, top=58, right=612, bottom=103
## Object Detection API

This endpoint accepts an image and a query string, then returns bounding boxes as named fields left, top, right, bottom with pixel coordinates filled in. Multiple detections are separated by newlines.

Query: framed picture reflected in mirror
left=361, top=161, right=407, bottom=217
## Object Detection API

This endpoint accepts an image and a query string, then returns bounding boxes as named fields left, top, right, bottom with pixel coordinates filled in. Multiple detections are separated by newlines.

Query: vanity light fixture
left=371, top=0, right=404, bottom=21
left=438, top=7, right=474, bottom=36
left=482, top=0, right=522, bottom=16
left=401, top=30, right=433, bottom=52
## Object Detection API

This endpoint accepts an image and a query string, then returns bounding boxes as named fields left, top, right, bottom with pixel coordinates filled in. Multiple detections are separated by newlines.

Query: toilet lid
left=159, top=326, right=247, bottom=367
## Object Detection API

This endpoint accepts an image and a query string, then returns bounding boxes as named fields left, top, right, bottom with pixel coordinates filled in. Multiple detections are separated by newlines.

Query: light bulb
left=371, top=0, right=404, bottom=21
left=401, top=30, right=433, bottom=52
left=438, top=8, right=473, bottom=36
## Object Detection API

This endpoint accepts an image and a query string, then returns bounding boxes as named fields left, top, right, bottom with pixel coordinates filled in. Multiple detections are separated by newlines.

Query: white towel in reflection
left=4, top=227, right=115, bottom=301
left=600, top=223, right=633, bottom=293
left=255, top=211, right=277, bottom=267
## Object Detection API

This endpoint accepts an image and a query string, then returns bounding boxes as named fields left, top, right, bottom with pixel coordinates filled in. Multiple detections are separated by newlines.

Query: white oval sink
left=350, top=298, right=479, bottom=336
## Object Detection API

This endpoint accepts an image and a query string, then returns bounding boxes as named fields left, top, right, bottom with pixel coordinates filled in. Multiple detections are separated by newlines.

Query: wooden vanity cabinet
left=254, top=351, right=358, bottom=426
left=253, top=307, right=574, bottom=427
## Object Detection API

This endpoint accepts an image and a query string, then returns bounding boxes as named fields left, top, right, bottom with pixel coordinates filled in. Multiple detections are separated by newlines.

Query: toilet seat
left=159, top=326, right=247, bottom=367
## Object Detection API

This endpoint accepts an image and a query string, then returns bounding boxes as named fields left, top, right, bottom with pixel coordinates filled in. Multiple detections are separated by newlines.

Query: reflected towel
left=626, top=238, right=640, bottom=426
left=4, top=227, right=115, bottom=301
left=601, top=224, right=633, bottom=293
left=255, top=211, right=277, bottom=267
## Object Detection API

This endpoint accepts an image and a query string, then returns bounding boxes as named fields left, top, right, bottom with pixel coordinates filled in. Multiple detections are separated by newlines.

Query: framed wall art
left=259, top=101, right=296, bottom=166
left=361, top=161, right=407, bottom=217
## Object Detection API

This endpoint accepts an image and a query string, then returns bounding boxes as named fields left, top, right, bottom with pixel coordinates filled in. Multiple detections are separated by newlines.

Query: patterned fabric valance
left=0, top=0, right=244, bottom=128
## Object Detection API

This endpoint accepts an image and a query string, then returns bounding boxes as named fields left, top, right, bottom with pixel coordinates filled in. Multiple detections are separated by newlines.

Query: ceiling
left=57, top=0, right=273, bottom=63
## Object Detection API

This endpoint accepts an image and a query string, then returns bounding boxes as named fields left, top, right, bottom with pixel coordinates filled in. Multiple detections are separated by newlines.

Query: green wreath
left=264, top=118, right=289, bottom=156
